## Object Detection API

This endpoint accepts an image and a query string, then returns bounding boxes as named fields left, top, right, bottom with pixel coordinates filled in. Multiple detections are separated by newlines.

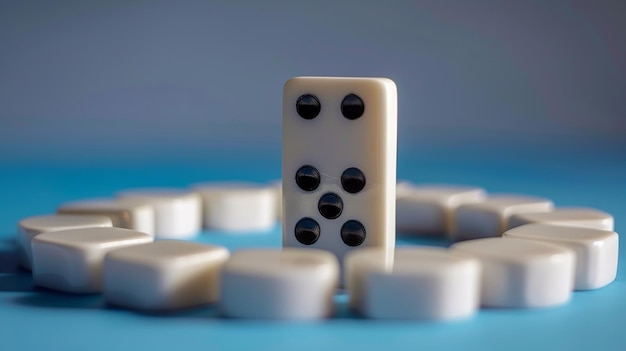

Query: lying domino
left=344, top=248, right=390, bottom=312
left=17, top=214, right=112, bottom=270
left=346, top=247, right=480, bottom=320
left=32, top=227, right=153, bottom=293
left=117, top=188, right=202, bottom=239
left=270, top=180, right=282, bottom=221
left=450, top=237, right=575, bottom=308
left=219, top=248, right=339, bottom=319
left=452, top=194, right=553, bottom=240
left=57, top=198, right=155, bottom=236
left=507, top=207, right=614, bottom=231
left=282, top=76, right=397, bottom=282
left=396, top=180, right=416, bottom=198
left=396, top=184, right=486, bottom=236
left=193, top=182, right=277, bottom=231
left=104, top=241, right=230, bottom=310
left=503, top=224, right=619, bottom=290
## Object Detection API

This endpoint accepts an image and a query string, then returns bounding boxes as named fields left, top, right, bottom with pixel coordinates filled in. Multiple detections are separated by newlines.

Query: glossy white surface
left=345, top=248, right=391, bottom=312
left=57, top=198, right=155, bottom=236
left=194, top=182, right=277, bottom=231
left=271, top=180, right=283, bottom=221
left=117, top=188, right=202, bottom=239
left=396, top=181, right=415, bottom=198
left=219, top=248, right=339, bottom=319
left=396, top=184, right=486, bottom=235
left=17, top=214, right=112, bottom=270
left=346, top=247, right=480, bottom=320
left=503, top=224, right=619, bottom=290
left=451, top=237, right=575, bottom=308
left=452, top=194, right=553, bottom=240
left=103, top=241, right=230, bottom=310
left=282, top=77, right=397, bottom=279
left=31, top=227, right=153, bottom=293
left=508, top=207, right=614, bottom=231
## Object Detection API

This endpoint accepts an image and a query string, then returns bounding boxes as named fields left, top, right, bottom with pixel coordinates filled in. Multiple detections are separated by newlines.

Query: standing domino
left=282, top=77, right=397, bottom=276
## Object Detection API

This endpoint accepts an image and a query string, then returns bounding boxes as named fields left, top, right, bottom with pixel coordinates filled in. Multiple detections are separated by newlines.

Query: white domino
left=345, top=247, right=480, bottom=320
left=193, top=182, right=277, bottom=231
left=117, top=188, right=202, bottom=239
left=345, top=248, right=390, bottom=312
left=396, top=184, right=486, bottom=235
left=452, top=194, right=553, bottom=240
left=57, top=198, right=155, bottom=236
left=503, top=224, right=618, bottom=290
left=450, top=237, right=575, bottom=308
left=103, top=241, right=230, bottom=310
left=17, top=214, right=112, bottom=270
left=396, top=180, right=415, bottom=198
left=220, top=248, right=339, bottom=319
left=508, top=207, right=614, bottom=231
left=282, top=77, right=397, bottom=279
left=271, top=180, right=283, bottom=221
left=32, top=227, right=152, bottom=293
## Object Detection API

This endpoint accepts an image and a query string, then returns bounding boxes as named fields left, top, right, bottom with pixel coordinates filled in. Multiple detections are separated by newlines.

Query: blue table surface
left=1, top=146, right=625, bottom=351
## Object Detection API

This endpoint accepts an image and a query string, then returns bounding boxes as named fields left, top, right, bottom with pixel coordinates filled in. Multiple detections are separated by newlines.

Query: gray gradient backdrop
left=1, top=0, right=624, bottom=164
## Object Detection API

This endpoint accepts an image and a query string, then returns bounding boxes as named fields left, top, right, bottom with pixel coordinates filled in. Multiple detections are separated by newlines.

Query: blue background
left=0, top=1, right=625, bottom=350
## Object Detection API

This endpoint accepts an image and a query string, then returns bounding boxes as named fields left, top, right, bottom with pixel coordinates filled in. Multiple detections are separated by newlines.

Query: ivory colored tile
left=32, top=227, right=153, bottom=293
left=270, top=180, right=282, bottom=221
left=104, top=241, right=230, bottom=310
left=503, top=224, right=618, bottom=290
left=193, top=182, right=277, bottom=231
left=220, top=248, right=338, bottom=319
left=17, top=214, right=112, bottom=270
left=58, top=198, right=155, bottom=236
left=452, top=194, right=553, bottom=240
left=451, top=237, right=575, bottom=308
left=118, top=188, right=202, bottom=239
left=282, top=77, right=397, bottom=286
left=396, top=184, right=486, bottom=235
left=346, top=247, right=480, bottom=320
left=508, top=207, right=614, bottom=231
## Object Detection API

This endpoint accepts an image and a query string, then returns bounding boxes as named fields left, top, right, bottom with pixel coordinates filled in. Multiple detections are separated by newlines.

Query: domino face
left=282, top=77, right=397, bottom=270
